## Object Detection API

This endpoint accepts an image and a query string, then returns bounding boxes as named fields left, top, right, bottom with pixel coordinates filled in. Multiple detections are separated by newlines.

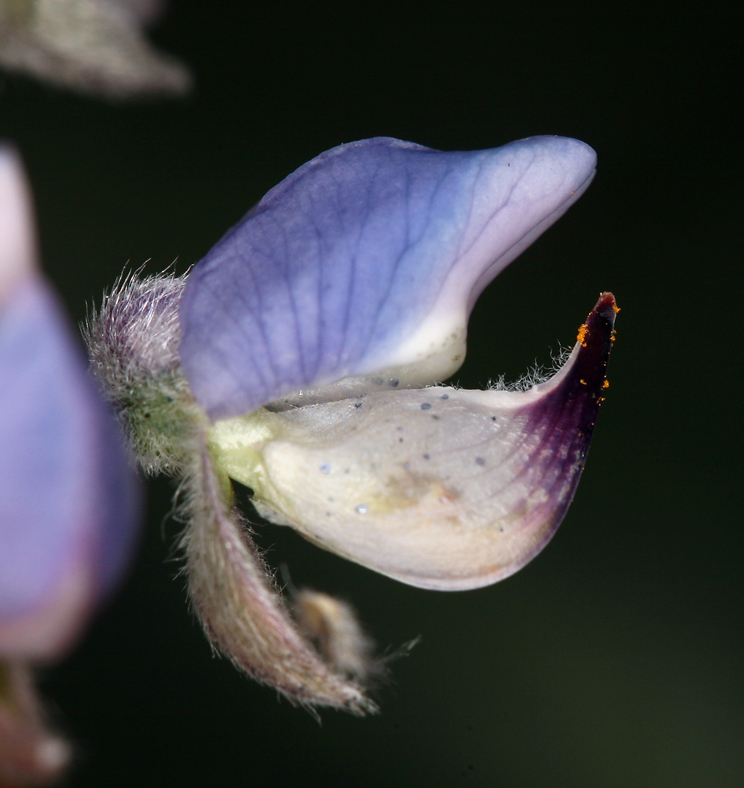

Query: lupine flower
left=87, top=135, right=617, bottom=715
left=0, top=0, right=190, bottom=98
left=0, top=148, right=141, bottom=785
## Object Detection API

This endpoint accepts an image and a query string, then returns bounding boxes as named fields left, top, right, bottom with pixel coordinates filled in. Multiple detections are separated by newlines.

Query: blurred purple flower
left=89, top=135, right=616, bottom=716
left=0, top=148, right=140, bottom=784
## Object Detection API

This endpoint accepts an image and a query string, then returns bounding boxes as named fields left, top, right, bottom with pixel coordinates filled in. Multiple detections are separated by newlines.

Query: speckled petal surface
left=180, top=136, right=596, bottom=421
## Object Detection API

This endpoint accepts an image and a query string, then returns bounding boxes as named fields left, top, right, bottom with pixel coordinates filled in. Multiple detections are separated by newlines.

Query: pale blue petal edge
left=180, top=136, right=596, bottom=421
left=0, top=277, right=140, bottom=624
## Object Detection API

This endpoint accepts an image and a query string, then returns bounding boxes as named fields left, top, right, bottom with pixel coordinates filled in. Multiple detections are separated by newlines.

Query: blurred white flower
left=0, top=0, right=190, bottom=97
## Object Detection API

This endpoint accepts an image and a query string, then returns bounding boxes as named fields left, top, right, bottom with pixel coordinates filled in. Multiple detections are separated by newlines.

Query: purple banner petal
left=180, top=136, right=596, bottom=420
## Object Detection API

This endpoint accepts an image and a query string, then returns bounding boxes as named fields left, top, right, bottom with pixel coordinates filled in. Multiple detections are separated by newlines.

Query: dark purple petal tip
left=519, top=292, right=618, bottom=551
left=540, top=291, right=617, bottom=439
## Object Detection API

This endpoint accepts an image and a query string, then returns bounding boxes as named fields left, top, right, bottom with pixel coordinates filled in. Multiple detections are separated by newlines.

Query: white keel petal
left=211, top=294, right=618, bottom=590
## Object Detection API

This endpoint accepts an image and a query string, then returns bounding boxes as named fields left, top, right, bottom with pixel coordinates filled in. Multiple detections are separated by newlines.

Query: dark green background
left=1, top=3, right=741, bottom=786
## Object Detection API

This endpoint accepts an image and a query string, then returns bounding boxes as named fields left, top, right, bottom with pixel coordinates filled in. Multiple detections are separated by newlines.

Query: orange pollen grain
left=577, top=323, right=589, bottom=347
left=602, top=380, right=610, bottom=389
